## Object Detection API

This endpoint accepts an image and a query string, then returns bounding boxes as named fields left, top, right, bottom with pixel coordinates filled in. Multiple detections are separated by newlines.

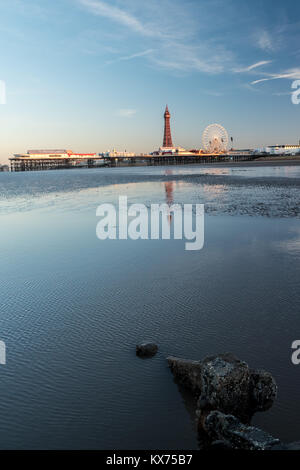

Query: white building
left=101, top=149, right=136, bottom=158
left=156, top=146, right=195, bottom=156
left=13, top=149, right=98, bottom=159
left=256, top=145, right=300, bottom=155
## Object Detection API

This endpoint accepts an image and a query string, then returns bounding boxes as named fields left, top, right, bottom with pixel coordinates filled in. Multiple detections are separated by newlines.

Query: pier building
left=10, top=149, right=104, bottom=171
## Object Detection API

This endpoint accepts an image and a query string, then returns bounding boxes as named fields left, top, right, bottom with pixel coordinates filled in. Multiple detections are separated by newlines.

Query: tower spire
left=163, top=105, right=173, bottom=148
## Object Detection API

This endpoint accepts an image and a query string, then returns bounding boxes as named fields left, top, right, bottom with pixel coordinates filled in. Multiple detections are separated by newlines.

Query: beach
left=0, top=162, right=299, bottom=449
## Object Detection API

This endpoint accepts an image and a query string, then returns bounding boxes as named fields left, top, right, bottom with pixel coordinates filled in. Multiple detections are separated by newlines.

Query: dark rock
left=204, top=411, right=280, bottom=450
left=198, top=354, right=251, bottom=421
left=167, top=353, right=278, bottom=424
left=198, top=398, right=209, bottom=410
left=165, top=352, right=300, bottom=450
left=167, top=356, right=202, bottom=393
left=136, top=342, right=158, bottom=358
left=249, top=369, right=277, bottom=412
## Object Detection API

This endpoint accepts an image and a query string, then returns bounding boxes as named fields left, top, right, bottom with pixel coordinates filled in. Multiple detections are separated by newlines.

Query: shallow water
left=0, top=163, right=300, bottom=449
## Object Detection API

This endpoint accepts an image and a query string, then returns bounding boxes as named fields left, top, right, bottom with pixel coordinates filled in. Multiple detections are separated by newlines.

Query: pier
left=9, top=155, right=107, bottom=172
left=9, top=153, right=261, bottom=172
left=104, top=153, right=261, bottom=166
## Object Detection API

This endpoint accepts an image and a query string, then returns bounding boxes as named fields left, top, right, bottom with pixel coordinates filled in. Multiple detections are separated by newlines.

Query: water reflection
left=203, top=184, right=227, bottom=196
left=275, top=228, right=300, bottom=256
left=164, top=170, right=175, bottom=225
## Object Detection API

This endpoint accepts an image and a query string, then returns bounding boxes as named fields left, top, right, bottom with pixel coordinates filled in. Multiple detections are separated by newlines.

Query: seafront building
left=100, top=149, right=136, bottom=158
left=10, top=149, right=104, bottom=171
left=255, top=145, right=300, bottom=155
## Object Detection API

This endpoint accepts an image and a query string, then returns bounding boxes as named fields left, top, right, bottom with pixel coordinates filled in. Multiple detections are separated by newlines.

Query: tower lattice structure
left=163, top=105, right=173, bottom=148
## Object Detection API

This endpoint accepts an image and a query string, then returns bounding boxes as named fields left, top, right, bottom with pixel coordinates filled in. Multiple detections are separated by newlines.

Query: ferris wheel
left=202, top=124, right=229, bottom=153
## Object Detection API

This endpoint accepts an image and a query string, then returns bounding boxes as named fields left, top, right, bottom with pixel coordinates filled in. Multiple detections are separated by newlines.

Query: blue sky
left=1, top=0, right=300, bottom=162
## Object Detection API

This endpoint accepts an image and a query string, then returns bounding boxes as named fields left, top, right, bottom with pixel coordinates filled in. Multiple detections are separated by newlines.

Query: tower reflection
left=164, top=170, right=174, bottom=224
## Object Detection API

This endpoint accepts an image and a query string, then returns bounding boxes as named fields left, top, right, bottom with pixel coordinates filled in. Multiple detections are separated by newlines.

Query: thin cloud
left=272, top=91, right=293, bottom=96
left=256, top=31, right=275, bottom=52
left=204, top=90, right=224, bottom=97
left=151, top=42, right=234, bottom=74
left=78, top=0, right=163, bottom=38
left=77, top=0, right=236, bottom=75
left=234, top=60, right=272, bottom=73
left=106, top=49, right=154, bottom=65
left=115, top=109, right=137, bottom=118
left=152, top=54, right=225, bottom=74
left=251, top=67, right=300, bottom=85
left=251, top=78, right=272, bottom=85
left=119, top=49, right=154, bottom=61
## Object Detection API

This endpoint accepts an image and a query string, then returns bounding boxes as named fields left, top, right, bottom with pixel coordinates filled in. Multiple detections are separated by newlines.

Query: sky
left=1, top=0, right=300, bottom=163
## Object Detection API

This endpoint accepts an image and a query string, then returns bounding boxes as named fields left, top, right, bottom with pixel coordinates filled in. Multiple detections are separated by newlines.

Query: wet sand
left=0, top=163, right=300, bottom=448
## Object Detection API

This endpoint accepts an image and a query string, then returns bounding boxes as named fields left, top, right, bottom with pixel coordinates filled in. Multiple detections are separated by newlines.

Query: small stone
left=136, top=342, right=158, bottom=358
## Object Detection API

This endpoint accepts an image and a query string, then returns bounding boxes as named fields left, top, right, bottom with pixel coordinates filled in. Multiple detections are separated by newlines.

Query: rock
left=167, top=356, right=202, bottom=393
left=198, top=354, right=251, bottom=422
left=167, top=353, right=278, bottom=423
left=136, top=342, right=158, bottom=358
left=249, top=369, right=277, bottom=412
left=166, top=352, right=291, bottom=450
left=167, top=354, right=300, bottom=450
left=204, top=411, right=280, bottom=450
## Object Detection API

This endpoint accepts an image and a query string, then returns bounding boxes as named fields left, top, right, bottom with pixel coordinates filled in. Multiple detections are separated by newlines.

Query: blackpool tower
left=163, top=105, right=173, bottom=148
